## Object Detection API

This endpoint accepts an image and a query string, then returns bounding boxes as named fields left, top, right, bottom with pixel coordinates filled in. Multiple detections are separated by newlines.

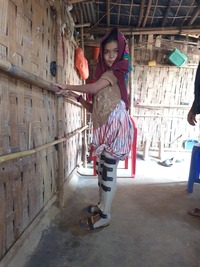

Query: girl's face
left=103, top=40, right=118, bottom=68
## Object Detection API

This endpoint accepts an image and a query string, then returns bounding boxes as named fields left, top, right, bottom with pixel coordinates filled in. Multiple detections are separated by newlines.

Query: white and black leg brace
left=96, top=153, right=105, bottom=203
left=97, top=151, right=119, bottom=223
left=88, top=153, right=106, bottom=214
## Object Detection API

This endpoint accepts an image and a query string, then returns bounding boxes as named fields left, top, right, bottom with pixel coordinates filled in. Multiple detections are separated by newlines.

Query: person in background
left=187, top=61, right=200, bottom=217
left=55, top=28, right=134, bottom=230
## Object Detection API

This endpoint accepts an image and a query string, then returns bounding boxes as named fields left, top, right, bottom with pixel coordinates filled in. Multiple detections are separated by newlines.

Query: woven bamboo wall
left=133, top=41, right=200, bottom=151
left=63, top=99, right=83, bottom=177
left=0, top=0, right=83, bottom=262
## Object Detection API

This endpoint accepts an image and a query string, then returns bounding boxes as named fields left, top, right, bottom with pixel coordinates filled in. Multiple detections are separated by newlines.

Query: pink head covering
left=95, top=27, right=131, bottom=109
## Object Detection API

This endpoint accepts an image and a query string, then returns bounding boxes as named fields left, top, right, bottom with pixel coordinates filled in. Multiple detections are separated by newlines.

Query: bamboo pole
left=57, top=97, right=65, bottom=207
left=80, top=8, right=87, bottom=168
left=0, top=59, right=59, bottom=93
left=68, top=0, right=94, bottom=3
left=75, top=23, right=90, bottom=28
left=142, top=0, right=152, bottom=27
left=161, top=0, right=173, bottom=27
left=90, top=25, right=200, bottom=36
left=135, top=104, right=191, bottom=109
left=106, top=0, right=110, bottom=27
left=55, top=0, right=65, bottom=207
left=138, top=0, right=145, bottom=27
left=0, top=126, right=88, bottom=164
left=129, top=36, right=134, bottom=117
left=132, top=114, right=188, bottom=118
left=188, top=5, right=200, bottom=26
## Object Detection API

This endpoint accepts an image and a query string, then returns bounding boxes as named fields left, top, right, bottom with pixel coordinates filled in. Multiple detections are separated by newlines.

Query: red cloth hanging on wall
left=75, top=48, right=89, bottom=80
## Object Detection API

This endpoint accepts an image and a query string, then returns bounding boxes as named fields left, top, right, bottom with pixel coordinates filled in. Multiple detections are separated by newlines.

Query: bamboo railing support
left=57, top=97, right=65, bottom=207
left=55, top=0, right=65, bottom=207
left=0, top=126, right=88, bottom=164
left=80, top=8, right=88, bottom=168
left=0, top=59, right=59, bottom=93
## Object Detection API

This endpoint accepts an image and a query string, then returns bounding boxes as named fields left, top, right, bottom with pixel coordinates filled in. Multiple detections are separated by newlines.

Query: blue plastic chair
left=187, top=143, right=200, bottom=193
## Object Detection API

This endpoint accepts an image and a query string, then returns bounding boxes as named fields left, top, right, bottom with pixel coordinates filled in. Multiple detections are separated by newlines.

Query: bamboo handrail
left=0, top=59, right=59, bottom=93
left=0, top=125, right=88, bottom=164
left=135, top=104, right=191, bottom=109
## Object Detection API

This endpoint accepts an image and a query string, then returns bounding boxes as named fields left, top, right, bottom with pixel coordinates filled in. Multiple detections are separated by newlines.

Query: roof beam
left=188, top=5, right=200, bottom=25
left=128, top=1, right=134, bottom=25
left=117, top=0, right=121, bottom=26
left=75, top=23, right=90, bottom=27
left=142, top=0, right=152, bottom=27
left=138, top=0, right=145, bottom=27
left=106, top=0, right=110, bottom=27
left=161, top=0, right=173, bottom=27
left=67, top=0, right=94, bottom=3
left=89, top=25, right=200, bottom=35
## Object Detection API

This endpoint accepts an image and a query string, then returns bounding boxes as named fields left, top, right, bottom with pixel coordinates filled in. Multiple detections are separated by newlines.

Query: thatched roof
left=68, top=0, right=200, bottom=41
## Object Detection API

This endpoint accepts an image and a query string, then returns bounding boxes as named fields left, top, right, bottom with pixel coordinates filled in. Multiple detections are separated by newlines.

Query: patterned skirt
left=92, top=100, right=134, bottom=161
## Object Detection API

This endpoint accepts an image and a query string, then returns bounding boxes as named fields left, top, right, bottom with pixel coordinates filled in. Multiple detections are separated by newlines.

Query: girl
left=55, top=27, right=134, bottom=230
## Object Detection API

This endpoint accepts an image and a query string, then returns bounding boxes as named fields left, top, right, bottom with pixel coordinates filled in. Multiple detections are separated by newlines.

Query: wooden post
left=158, top=127, right=165, bottom=160
left=129, top=36, right=134, bottom=117
left=55, top=0, right=65, bottom=207
left=143, top=139, right=150, bottom=160
left=158, top=140, right=164, bottom=160
left=80, top=8, right=87, bottom=168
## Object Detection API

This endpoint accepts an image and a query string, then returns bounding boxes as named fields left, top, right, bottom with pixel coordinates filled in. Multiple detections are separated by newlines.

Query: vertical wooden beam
left=55, top=0, right=65, bottom=207
left=143, top=139, right=150, bottom=160
left=57, top=99, right=65, bottom=207
left=80, top=8, right=87, bottom=168
left=80, top=9, right=84, bottom=50
left=147, top=34, right=153, bottom=51
left=129, top=36, right=134, bottom=117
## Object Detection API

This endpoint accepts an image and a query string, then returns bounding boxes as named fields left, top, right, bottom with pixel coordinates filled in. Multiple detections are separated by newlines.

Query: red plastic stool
left=124, top=117, right=137, bottom=177
left=93, top=117, right=137, bottom=177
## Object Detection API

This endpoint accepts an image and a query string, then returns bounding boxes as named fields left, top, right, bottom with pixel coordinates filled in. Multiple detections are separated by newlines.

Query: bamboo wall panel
left=0, top=74, right=59, bottom=260
left=0, top=74, right=57, bottom=155
left=0, top=0, right=83, bottom=261
left=63, top=100, right=83, bottom=178
left=0, top=147, right=57, bottom=260
left=0, top=0, right=56, bottom=80
left=133, top=65, right=200, bottom=150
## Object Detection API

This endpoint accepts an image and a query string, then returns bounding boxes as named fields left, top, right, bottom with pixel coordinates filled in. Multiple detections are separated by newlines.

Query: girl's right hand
left=187, top=109, right=197, bottom=126
left=54, top=83, right=67, bottom=91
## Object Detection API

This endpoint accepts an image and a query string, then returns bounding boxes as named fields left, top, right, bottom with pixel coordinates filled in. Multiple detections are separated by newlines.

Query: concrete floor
left=9, top=152, right=200, bottom=267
